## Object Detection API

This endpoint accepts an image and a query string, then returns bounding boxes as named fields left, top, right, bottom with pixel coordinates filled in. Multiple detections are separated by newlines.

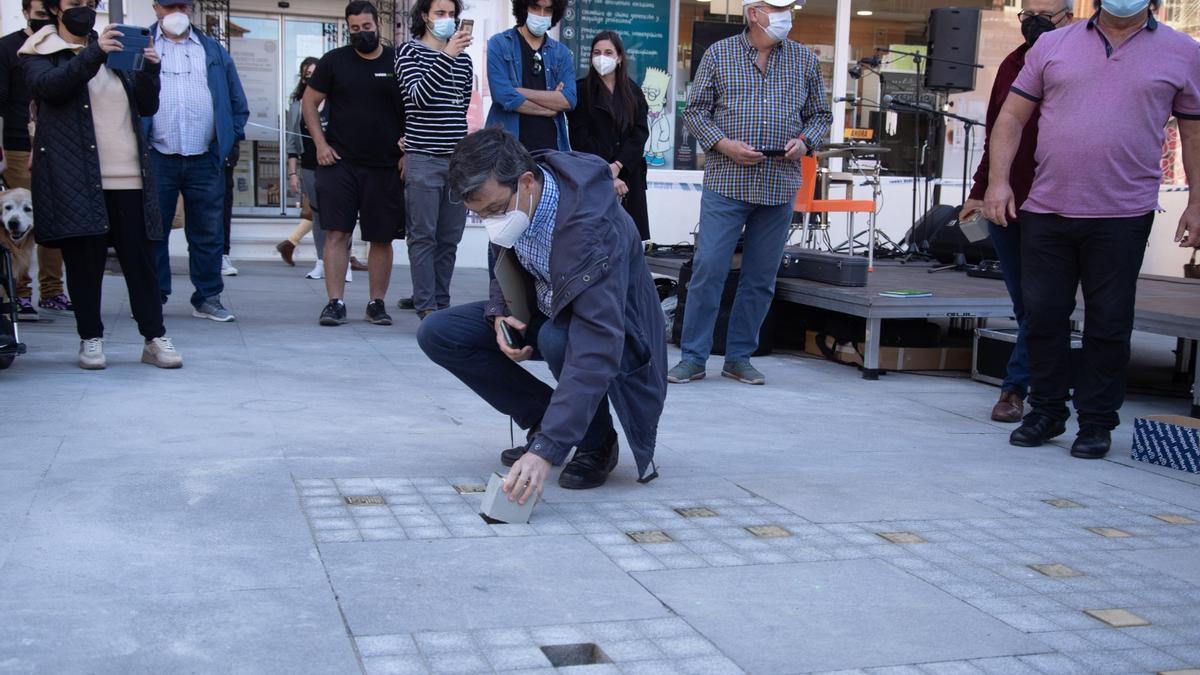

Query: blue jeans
left=988, top=218, right=1030, bottom=397
left=417, top=301, right=614, bottom=458
left=681, top=189, right=793, bottom=364
left=151, top=150, right=225, bottom=309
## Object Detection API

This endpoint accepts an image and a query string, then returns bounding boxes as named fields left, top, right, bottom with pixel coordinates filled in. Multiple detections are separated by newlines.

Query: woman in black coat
left=567, top=31, right=651, bottom=241
left=22, top=0, right=180, bottom=369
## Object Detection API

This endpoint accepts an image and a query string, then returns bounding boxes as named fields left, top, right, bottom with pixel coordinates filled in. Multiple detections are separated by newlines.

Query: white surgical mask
left=482, top=185, right=534, bottom=248
left=763, top=10, right=792, bottom=42
left=592, top=55, right=617, bottom=76
left=526, top=14, right=552, bottom=37
left=162, top=11, right=190, bottom=37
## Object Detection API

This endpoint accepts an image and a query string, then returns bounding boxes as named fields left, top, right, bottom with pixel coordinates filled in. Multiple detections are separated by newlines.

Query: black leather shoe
left=1009, top=413, right=1067, bottom=447
left=500, top=423, right=540, bottom=467
left=558, top=431, right=619, bottom=490
left=1071, top=425, right=1112, bottom=459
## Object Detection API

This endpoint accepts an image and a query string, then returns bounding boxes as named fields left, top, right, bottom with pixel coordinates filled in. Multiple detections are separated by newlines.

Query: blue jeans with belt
left=151, top=150, right=225, bottom=309
left=417, top=301, right=615, bottom=457
left=988, top=218, right=1030, bottom=397
left=680, top=189, right=793, bottom=365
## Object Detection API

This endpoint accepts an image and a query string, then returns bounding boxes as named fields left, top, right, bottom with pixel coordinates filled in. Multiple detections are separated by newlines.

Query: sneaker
left=305, top=260, right=325, bottom=279
left=192, top=297, right=236, bottom=322
left=350, top=256, right=369, bottom=271
left=722, top=360, right=765, bottom=385
left=141, top=336, right=183, bottom=369
left=221, top=255, right=238, bottom=276
left=78, top=337, right=105, bottom=370
left=16, top=297, right=38, bottom=321
left=275, top=240, right=296, bottom=266
left=396, top=296, right=416, bottom=311
left=38, top=294, right=73, bottom=312
left=320, top=299, right=347, bottom=326
left=365, top=299, right=392, bottom=325
left=345, top=266, right=353, bottom=283
left=667, top=360, right=706, bottom=383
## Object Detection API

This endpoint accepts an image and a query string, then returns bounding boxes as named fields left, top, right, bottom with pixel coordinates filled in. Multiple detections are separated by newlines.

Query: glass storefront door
left=228, top=14, right=340, bottom=217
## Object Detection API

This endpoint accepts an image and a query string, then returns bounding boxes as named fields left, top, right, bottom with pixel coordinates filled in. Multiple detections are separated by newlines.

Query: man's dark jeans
left=988, top=218, right=1030, bottom=397
left=151, top=150, right=225, bottom=309
left=1020, top=210, right=1154, bottom=430
left=417, top=301, right=615, bottom=458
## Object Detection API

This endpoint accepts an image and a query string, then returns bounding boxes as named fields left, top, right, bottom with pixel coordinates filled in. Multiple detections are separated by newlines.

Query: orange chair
left=794, top=155, right=879, bottom=270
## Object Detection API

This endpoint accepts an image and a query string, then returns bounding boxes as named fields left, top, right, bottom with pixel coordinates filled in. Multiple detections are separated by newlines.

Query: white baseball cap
left=743, top=0, right=799, bottom=7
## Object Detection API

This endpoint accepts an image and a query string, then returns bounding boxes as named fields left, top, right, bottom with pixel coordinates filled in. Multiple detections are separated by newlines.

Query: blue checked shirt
left=513, top=169, right=559, bottom=316
left=684, top=32, right=833, bottom=206
left=151, top=30, right=215, bottom=156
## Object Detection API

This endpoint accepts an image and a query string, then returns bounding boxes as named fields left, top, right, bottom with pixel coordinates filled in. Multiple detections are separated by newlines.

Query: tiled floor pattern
left=298, top=477, right=1200, bottom=674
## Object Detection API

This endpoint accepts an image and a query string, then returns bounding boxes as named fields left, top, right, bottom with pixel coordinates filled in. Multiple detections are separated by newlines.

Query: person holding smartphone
left=20, top=0, right=182, bottom=369
left=393, top=0, right=474, bottom=320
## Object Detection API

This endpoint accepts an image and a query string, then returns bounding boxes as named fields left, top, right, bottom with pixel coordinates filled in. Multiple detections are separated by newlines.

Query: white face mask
left=592, top=55, right=618, bottom=76
left=761, top=9, right=792, bottom=42
left=526, top=13, right=552, bottom=37
left=482, top=183, right=533, bottom=248
left=161, top=11, right=190, bottom=37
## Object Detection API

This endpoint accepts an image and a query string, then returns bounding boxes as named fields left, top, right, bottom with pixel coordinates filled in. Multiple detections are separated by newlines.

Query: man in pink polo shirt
left=984, top=0, right=1200, bottom=459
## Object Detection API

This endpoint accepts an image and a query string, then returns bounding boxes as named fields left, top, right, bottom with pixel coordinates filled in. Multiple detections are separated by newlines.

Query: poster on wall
left=230, top=38, right=280, bottom=143
left=560, top=0, right=673, bottom=168
left=232, top=141, right=255, bottom=208
left=255, top=143, right=281, bottom=208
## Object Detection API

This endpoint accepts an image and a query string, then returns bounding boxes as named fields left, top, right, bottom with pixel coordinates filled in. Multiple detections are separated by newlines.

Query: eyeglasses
left=1017, top=9, right=1066, bottom=22
left=531, top=51, right=543, bottom=76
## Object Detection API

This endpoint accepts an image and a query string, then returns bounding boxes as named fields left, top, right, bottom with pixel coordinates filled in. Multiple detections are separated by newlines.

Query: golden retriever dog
left=0, top=188, right=34, bottom=297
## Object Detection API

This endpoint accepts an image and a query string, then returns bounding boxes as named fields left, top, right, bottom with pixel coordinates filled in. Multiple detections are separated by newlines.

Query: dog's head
left=0, top=188, right=33, bottom=242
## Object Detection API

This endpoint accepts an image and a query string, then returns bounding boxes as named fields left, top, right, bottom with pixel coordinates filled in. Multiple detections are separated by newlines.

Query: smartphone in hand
left=500, top=320, right=526, bottom=350
left=107, top=24, right=151, bottom=72
left=458, top=19, right=474, bottom=35
left=756, top=148, right=787, bottom=157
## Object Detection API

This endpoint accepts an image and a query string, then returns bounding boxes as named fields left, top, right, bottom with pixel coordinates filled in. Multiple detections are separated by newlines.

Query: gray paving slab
left=0, top=588, right=357, bottom=674
left=734, top=477, right=1010, bottom=523
left=635, top=559, right=1047, bottom=673
left=1113, top=546, right=1200, bottom=586
left=321, top=535, right=669, bottom=634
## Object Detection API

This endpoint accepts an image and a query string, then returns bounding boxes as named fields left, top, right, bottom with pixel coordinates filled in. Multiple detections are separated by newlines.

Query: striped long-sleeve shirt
left=394, top=40, right=473, bottom=156
left=684, top=32, right=832, bottom=206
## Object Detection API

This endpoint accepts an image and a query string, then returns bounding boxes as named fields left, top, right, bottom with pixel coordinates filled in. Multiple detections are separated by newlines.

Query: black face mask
left=61, top=6, right=97, bottom=38
left=1020, top=14, right=1057, bottom=47
left=349, top=31, right=379, bottom=53
left=28, top=17, right=54, bottom=33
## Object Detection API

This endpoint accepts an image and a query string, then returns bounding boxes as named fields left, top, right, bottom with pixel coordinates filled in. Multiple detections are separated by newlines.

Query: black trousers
left=222, top=164, right=234, bottom=255
left=1020, top=210, right=1153, bottom=430
left=58, top=190, right=166, bottom=341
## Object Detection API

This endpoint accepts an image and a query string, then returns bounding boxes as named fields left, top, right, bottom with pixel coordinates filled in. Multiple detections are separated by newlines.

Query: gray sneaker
left=722, top=360, right=765, bottom=385
left=192, top=297, right=236, bottom=322
left=667, top=360, right=706, bottom=383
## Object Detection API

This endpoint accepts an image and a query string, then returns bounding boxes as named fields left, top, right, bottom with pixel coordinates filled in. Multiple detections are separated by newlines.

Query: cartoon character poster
left=642, top=67, right=672, bottom=168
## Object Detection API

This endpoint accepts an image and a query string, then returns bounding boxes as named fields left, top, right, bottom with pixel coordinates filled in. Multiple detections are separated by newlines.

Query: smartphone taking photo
left=107, top=24, right=151, bottom=72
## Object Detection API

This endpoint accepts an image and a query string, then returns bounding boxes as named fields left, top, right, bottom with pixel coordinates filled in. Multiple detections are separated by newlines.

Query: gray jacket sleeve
left=285, top=99, right=303, bottom=158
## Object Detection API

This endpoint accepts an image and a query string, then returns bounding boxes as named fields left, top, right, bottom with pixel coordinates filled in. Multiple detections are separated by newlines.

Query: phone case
left=107, top=25, right=151, bottom=72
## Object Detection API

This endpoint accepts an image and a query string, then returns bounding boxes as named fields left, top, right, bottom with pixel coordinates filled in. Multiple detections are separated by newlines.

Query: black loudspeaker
left=671, top=260, right=774, bottom=357
left=906, top=205, right=996, bottom=264
left=925, top=8, right=980, bottom=93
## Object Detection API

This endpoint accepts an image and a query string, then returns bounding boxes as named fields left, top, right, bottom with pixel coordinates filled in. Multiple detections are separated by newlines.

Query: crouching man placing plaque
left=417, top=127, right=667, bottom=502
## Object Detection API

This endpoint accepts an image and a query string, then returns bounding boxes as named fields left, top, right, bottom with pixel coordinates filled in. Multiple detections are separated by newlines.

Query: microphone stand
left=876, top=47, right=982, bottom=262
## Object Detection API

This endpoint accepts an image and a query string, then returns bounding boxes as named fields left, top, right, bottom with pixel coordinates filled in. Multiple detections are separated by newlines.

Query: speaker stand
left=928, top=252, right=968, bottom=274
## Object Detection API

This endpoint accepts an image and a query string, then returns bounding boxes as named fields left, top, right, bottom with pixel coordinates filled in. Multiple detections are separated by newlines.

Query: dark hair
left=586, top=31, right=637, bottom=132
left=449, top=128, right=542, bottom=200
left=410, top=0, right=464, bottom=39
left=511, top=0, right=566, bottom=28
left=290, top=56, right=320, bottom=102
left=22, top=0, right=33, bottom=12
left=1090, top=0, right=1159, bottom=9
left=345, top=0, right=379, bottom=22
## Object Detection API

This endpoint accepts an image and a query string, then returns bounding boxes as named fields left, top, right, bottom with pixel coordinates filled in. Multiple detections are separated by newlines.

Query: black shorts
left=314, top=161, right=405, bottom=243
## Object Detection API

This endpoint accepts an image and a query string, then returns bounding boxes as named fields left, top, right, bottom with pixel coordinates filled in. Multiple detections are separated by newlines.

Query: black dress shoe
left=500, top=423, right=540, bottom=467
left=558, top=431, right=619, bottom=490
left=1009, top=413, right=1067, bottom=447
left=1071, top=425, right=1112, bottom=459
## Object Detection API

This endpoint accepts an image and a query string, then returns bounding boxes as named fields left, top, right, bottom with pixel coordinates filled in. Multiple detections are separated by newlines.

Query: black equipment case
left=778, top=247, right=868, bottom=287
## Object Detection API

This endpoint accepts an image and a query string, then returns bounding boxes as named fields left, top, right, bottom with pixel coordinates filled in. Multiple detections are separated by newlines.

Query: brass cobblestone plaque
left=746, top=525, right=792, bottom=538
left=674, top=507, right=719, bottom=518
left=877, top=532, right=927, bottom=544
left=1029, top=563, right=1083, bottom=578
left=1087, top=527, right=1133, bottom=538
left=626, top=530, right=673, bottom=544
left=344, top=495, right=386, bottom=506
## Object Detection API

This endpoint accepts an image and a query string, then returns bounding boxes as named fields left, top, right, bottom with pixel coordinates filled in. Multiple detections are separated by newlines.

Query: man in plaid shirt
left=669, top=0, right=831, bottom=386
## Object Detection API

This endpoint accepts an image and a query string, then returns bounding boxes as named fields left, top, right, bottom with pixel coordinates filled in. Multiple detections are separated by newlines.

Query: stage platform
left=647, top=255, right=1200, bottom=404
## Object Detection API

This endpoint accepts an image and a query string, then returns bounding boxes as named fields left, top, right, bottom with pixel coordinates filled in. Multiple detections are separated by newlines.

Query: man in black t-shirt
left=304, top=0, right=406, bottom=327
